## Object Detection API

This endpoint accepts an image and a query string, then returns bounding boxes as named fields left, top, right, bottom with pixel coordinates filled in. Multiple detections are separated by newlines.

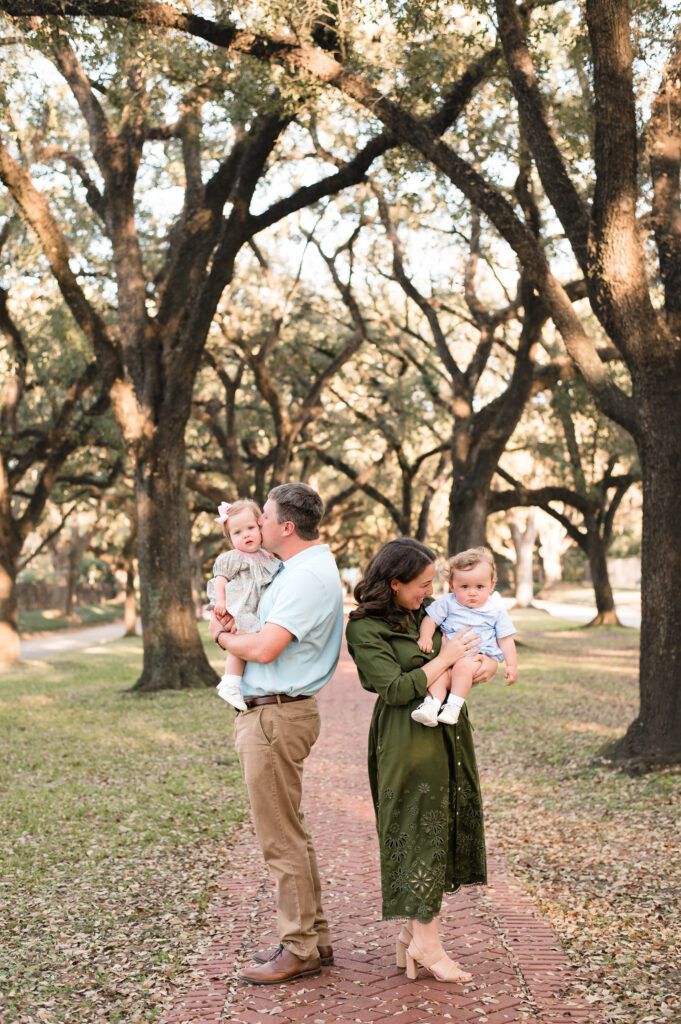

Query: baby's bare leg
left=449, top=657, right=481, bottom=702
left=225, top=653, right=246, bottom=677
left=437, top=656, right=482, bottom=725
left=427, top=668, right=451, bottom=705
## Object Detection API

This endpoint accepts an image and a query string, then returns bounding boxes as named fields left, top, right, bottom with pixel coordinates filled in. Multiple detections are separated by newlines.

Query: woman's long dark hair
left=348, top=538, right=437, bottom=632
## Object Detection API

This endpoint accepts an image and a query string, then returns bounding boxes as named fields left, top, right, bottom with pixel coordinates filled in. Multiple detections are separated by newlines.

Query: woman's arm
left=346, top=621, right=477, bottom=706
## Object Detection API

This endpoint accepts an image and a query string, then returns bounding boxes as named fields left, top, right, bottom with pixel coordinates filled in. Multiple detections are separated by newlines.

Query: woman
left=345, top=538, right=495, bottom=983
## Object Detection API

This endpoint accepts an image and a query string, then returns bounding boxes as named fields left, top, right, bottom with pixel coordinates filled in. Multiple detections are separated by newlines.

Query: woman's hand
left=472, top=655, right=498, bottom=685
left=439, top=626, right=479, bottom=666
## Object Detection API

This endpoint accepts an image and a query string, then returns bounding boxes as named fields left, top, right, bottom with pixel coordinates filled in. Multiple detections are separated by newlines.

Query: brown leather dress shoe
left=253, top=942, right=333, bottom=966
left=239, top=945, right=322, bottom=985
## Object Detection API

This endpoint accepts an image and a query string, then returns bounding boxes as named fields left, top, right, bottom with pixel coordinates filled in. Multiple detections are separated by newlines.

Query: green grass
left=18, top=599, right=126, bottom=636
left=472, top=608, right=680, bottom=1023
left=0, top=627, right=246, bottom=1024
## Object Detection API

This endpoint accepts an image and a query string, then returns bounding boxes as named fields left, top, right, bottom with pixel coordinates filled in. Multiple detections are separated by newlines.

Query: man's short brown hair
left=268, top=483, right=324, bottom=541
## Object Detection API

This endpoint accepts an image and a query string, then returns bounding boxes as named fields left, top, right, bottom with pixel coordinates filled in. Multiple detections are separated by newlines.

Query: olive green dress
left=345, top=601, right=487, bottom=922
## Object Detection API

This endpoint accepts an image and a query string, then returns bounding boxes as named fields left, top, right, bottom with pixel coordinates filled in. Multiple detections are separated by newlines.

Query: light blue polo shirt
left=241, top=544, right=344, bottom=699
left=426, top=593, right=516, bottom=662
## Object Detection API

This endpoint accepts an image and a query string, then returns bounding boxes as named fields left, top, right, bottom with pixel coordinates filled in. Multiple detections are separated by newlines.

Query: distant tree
left=502, top=508, right=539, bottom=608
left=492, top=377, right=639, bottom=624
left=189, top=235, right=365, bottom=505
left=0, top=223, right=113, bottom=663
left=306, top=184, right=601, bottom=552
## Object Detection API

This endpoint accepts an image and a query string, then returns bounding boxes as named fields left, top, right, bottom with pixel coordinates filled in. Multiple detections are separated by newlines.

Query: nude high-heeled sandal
left=405, top=940, right=472, bottom=983
left=395, top=925, right=413, bottom=968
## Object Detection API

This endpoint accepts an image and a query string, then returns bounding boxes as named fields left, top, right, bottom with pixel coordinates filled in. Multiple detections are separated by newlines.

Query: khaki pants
left=234, top=697, right=330, bottom=960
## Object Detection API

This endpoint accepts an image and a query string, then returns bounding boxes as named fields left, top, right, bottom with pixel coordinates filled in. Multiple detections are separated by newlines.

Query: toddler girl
left=412, top=546, right=518, bottom=727
left=208, top=499, right=281, bottom=710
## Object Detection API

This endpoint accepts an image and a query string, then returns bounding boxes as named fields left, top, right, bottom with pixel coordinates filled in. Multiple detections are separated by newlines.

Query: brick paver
left=162, top=644, right=601, bottom=1024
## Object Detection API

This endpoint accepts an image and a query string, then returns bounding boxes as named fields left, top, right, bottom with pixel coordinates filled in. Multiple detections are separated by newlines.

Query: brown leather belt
left=244, top=694, right=311, bottom=709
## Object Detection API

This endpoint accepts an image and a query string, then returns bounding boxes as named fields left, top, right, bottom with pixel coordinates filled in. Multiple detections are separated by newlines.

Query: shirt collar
left=280, top=543, right=328, bottom=570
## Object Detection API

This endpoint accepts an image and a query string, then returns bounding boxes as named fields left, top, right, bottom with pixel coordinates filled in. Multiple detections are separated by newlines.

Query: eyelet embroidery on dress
left=377, top=751, right=487, bottom=920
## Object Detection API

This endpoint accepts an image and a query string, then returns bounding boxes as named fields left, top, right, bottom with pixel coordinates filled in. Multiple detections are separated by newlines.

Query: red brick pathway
left=163, top=646, right=599, bottom=1024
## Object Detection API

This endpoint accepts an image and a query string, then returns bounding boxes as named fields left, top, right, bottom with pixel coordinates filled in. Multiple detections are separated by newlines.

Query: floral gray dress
left=345, top=600, right=487, bottom=922
left=207, top=549, right=281, bottom=633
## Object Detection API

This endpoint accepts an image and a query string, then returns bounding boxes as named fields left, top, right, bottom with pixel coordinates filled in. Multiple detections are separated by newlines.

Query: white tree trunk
left=507, top=508, right=539, bottom=607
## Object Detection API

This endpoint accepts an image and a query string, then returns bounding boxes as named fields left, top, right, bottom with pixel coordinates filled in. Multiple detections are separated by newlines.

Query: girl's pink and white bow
left=215, top=501, right=232, bottom=525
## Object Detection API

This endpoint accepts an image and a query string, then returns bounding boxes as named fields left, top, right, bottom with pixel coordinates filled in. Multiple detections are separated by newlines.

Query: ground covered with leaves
left=2, top=611, right=679, bottom=1024
left=474, top=609, right=680, bottom=1024
left=0, top=631, right=246, bottom=1024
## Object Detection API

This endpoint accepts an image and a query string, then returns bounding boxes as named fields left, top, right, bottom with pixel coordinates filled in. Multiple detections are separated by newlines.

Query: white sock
left=218, top=673, right=243, bottom=690
left=424, top=694, right=442, bottom=707
left=445, top=694, right=466, bottom=708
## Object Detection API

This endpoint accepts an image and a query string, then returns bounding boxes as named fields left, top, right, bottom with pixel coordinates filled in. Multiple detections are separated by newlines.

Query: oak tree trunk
left=449, top=482, right=490, bottom=553
left=0, top=464, right=19, bottom=664
left=585, top=524, right=620, bottom=626
left=616, top=376, right=681, bottom=763
left=0, top=548, right=19, bottom=665
left=508, top=510, right=538, bottom=608
left=124, top=559, right=137, bottom=637
left=131, top=434, right=217, bottom=692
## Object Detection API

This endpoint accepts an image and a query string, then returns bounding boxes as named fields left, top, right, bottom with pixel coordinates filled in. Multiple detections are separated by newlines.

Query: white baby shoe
left=410, top=695, right=441, bottom=727
left=437, top=695, right=465, bottom=725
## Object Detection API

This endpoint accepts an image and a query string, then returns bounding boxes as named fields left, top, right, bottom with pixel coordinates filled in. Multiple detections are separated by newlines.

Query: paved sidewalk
left=163, top=645, right=598, bottom=1024
left=19, top=620, right=138, bottom=660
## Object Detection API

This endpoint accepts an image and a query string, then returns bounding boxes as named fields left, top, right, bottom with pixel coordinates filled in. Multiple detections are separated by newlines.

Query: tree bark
left=449, top=480, right=491, bottom=552
left=616, top=376, right=681, bottom=762
left=0, top=453, right=19, bottom=664
left=124, top=561, right=137, bottom=638
left=132, top=431, right=216, bottom=691
left=585, top=519, right=620, bottom=626
left=0, top=548, right=19, bottom=665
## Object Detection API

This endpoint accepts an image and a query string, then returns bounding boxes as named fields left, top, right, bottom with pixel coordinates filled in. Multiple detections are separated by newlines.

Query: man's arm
left=210, top=612, right=294, bottom=664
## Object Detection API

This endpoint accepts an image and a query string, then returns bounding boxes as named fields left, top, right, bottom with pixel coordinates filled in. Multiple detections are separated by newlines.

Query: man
left=211, top=482, right=344, bottom=985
